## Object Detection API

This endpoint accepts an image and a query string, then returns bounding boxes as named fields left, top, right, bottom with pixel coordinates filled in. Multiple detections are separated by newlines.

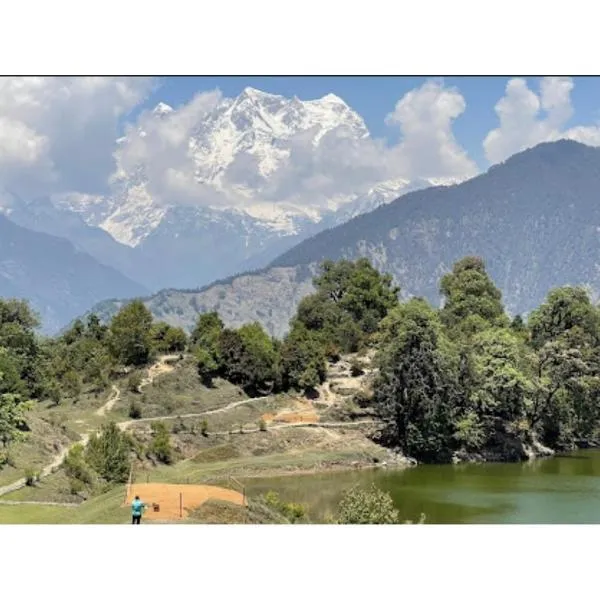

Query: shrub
left=25, top=469, right=37, bottom=486
left=200, top=419, right=209, bottom=437
left=128, top=400, right=142, bottom=419
left=258, top=418, right=267, bottom=432
left=336, top=484, right=399, bottom=524
left=263, top=491, right=306, bottom=523
left=349, top=358, right=365, bottom=377
left=85, top=422, right=131, bottom=483
left=149, top=422, right=173, bottom=464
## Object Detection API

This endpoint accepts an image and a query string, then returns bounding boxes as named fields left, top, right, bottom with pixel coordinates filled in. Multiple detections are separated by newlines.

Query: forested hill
left=271, top=140, right=600, bottom=317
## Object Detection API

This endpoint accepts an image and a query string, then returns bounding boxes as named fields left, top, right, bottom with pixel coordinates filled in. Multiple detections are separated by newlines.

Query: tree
left=196, top=347, right=219, bottom=386
left=85, top=422, right=131, bottom=483
left=191, top=312, right=224, bottom=353
left=294, top=258, right=400, bottom=352
left=0, top=299, right=43, bottom=399
left=163, top=326, right=187, bottom=352
left=440, top=256, right=508, bottom=339
left=465, top=328, right=532, bottom=449
left=151, top=322, right=187, bottom=353
left=109, top=300, right=154, bottom=366
left=528, top=286, right=600, bottom=349
left=218, top=323, right=279, bottom=395
left=374, top=299, right=458, bottom=462
left=0, top=393, right=30, bottom=448
left=280, top=325, right=326, bottom=392
left=336, top=485, right=399, bottom=524
left=61, top=370, right=82, bottom=401
left=526, top=336, right=594, bottom=448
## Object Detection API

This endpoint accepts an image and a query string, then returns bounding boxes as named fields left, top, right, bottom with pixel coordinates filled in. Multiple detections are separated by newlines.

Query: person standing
left=131, top=495, right=146, bottom=524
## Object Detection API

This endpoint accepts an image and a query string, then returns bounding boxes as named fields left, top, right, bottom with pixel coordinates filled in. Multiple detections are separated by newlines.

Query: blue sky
left=136, top=76, right=600, bottom=170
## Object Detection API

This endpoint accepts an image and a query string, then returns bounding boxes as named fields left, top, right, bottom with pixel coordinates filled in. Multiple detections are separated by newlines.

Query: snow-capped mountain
left=45, top=87, right=467, bottom=291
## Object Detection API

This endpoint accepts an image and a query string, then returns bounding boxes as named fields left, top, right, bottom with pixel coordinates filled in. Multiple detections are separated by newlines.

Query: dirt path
left=0, top=352, right=377, bottom=500
left=95, top=385, right=120, bottom=417
left=206, top=419, right=377, bottom=436
left=118, top=397, right=269, bottom=431
left=0, top=355, right=179, bottom=499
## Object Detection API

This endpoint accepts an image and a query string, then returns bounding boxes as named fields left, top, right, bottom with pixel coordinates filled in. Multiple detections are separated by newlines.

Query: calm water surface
left=244, top=450, right=600, bottom=523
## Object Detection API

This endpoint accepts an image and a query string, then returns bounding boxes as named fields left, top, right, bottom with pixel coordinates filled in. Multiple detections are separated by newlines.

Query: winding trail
left=0, top=355, right=177, bottom=498
left=0, top=353, right=377, bottom=500
left=95, top=385, right=120, bottom=418
left=118, top=397, right=269, bottom=431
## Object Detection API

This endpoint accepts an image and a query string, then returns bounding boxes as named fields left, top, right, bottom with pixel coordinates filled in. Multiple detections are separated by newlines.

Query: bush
left=128, top=400, right=142, bottom=419
left=258, top=418, right=267, bottom=432
left=149, top=422, right=173, bottom=464
left=25, top=469, right=37, bottom=486
left=263, top=491, right=306, bottom=523
left=63, top=443, right=94, bottom=485
left=336, top=484, right=399, bottom=524
left=85, top=422, right=131, bottom=483
left=349, top=358, right=365, bottom=377
left=200, top=419, right=209, bottom=437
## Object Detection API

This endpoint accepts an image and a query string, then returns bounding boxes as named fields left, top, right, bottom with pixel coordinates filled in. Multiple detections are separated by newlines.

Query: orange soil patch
left=124, top=483, right=245, bottom=521
left=262, top=410, right=319, bottom=424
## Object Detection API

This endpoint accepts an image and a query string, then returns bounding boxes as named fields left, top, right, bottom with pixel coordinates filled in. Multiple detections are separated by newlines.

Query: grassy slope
left=0, top=352, right=383, bottom=523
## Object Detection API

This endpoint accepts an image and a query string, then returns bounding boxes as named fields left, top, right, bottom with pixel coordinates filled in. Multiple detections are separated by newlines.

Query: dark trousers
left=132, top=514, right=141, bottom=524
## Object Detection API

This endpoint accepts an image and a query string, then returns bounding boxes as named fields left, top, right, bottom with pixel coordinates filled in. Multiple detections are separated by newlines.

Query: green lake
left=244, top=450, right=600, bottom=523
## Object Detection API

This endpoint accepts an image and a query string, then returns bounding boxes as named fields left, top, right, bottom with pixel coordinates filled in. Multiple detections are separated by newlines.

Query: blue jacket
left=132, top=499, right=144, bottom=516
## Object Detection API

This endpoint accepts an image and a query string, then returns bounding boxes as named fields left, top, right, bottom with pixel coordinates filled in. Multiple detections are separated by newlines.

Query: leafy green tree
left=528, top=286, right=600, bottom=349
left=466, top=328, right=532, bottom=448
left=163, top=326, right=187, bottom=352
left=374, top=299, right=459, bottom=461
left=0, top=392, right=30, bottom=448
left=86, top=313, right=108, bottom=342
left=61, top=370, right=82, bottom=401
left=219, top=323, right=279, bottom=395
left=151, top=322, right=187, bottom=353
left=109, top=300, right=154, bottom=366
left=85, top=422, right=131, bottom=483
left=526, top=337, right=593, bottom=447
left=191, top=312, right=224, bottom=352
left=280, top=325, right=326, bottom=392
left=196, top=347, right=219, bottom=386
left=0, top=299, right=44, bottom=399
left=440, top=256, right=508, bottom=339
left=294, top=258, right=399, bottom=352
left=336, top=485, right=399, bottom=524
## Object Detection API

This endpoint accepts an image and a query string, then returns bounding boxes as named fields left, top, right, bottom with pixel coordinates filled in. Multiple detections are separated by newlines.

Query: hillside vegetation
left=3, top=254, right=600, bottom=521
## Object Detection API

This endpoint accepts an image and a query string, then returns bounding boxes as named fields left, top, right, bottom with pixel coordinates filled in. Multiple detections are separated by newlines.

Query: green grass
left=3, top=471, right=79, bottom=503
left=0, top=485, right=130, bottom=524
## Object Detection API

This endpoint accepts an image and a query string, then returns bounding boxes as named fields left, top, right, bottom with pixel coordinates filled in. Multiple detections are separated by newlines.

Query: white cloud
left=484, top=77, right=600, bottom=164
left=385, top=80, right=478, bottom=179
left=0, top=77, right=156, bottom=199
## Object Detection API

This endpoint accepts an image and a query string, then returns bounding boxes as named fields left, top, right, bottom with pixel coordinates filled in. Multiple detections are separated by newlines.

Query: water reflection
left=243, top=449, right=600, bottom=524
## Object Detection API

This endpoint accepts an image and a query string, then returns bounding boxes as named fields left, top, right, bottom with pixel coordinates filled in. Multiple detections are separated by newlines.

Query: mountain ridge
left=0, top=214, right=148, bottom=334
left=81, top=139, right=600, bottom=337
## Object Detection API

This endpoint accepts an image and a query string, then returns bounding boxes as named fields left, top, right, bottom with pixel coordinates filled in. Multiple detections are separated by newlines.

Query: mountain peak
left=240, top=86, right=281, bottom=101
left=152, top=102, right=174, bottom=116
left=318, top=92, right=348, bottom=106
